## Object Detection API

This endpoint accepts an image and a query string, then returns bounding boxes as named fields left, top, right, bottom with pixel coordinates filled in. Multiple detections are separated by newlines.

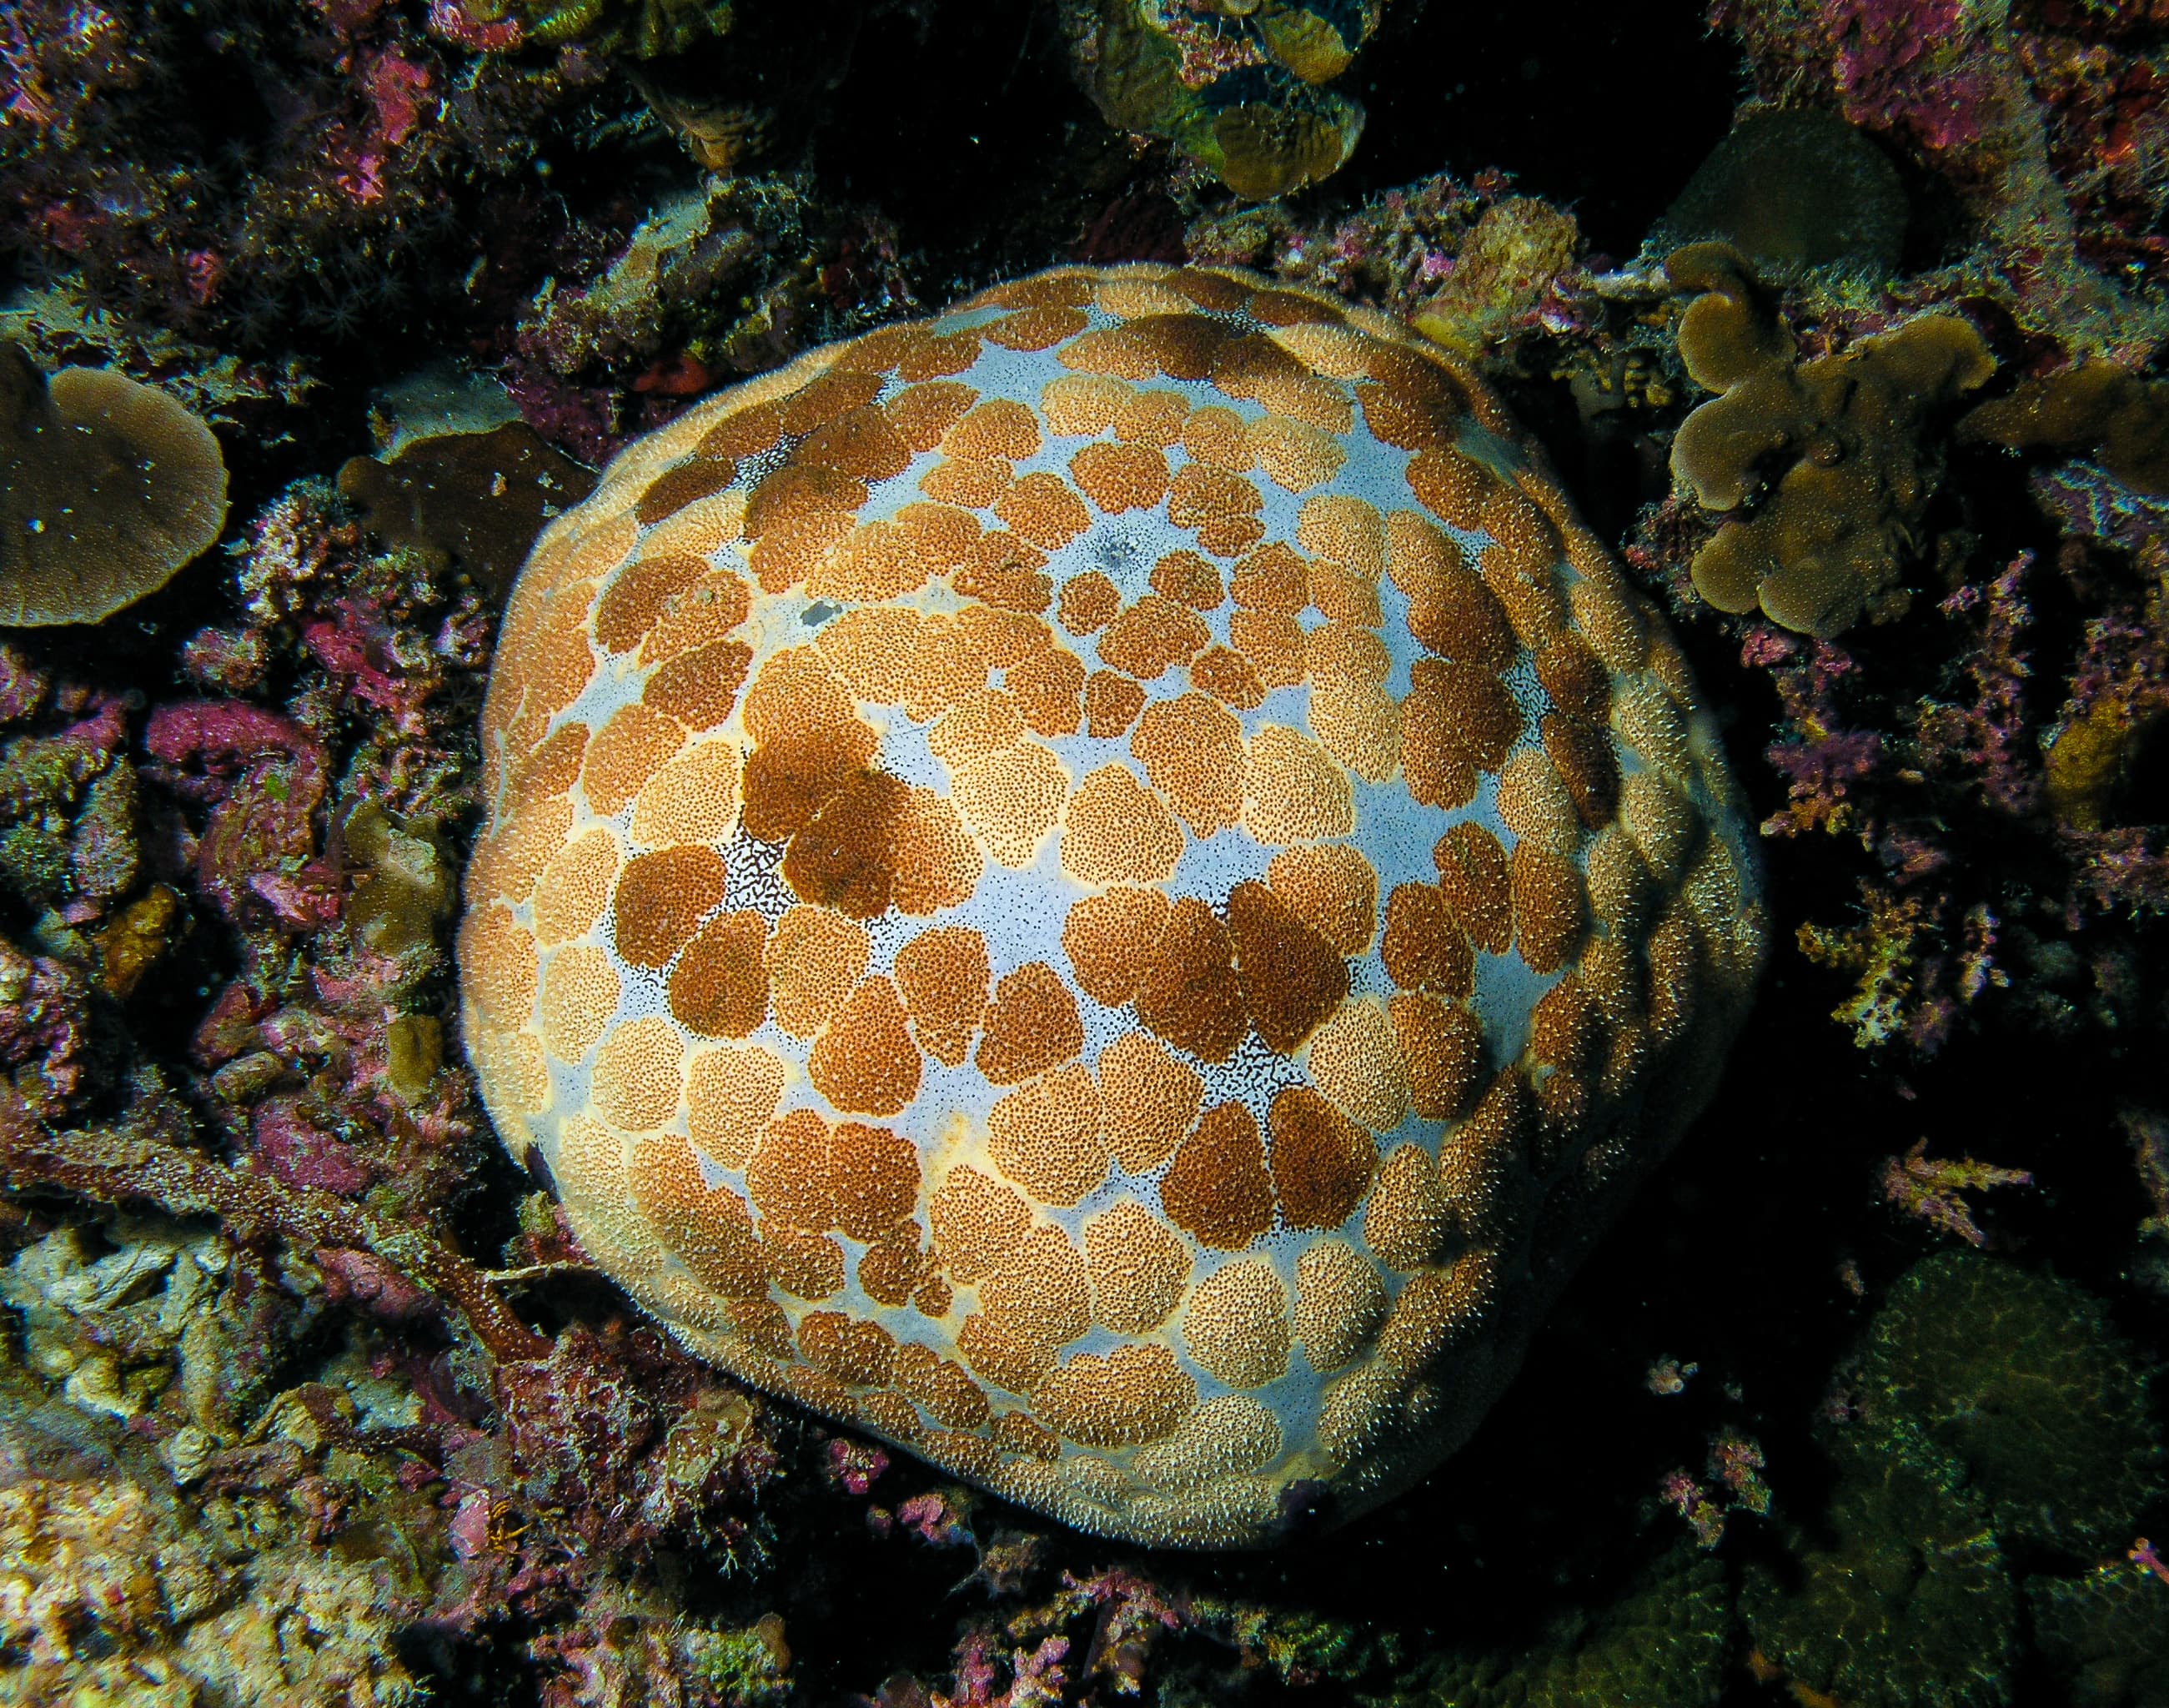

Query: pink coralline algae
left=825, top=1435, right=891, bottom=1497
left=1823, top=0, right=2003, bottom=155
left=1917, top=556, right=2041, bottom=821
left=1690, top=480, right=2161, bottom=1055
left=144, top=700, right=332, bottom=929
left=894, top=1489, right=975, bottom=1551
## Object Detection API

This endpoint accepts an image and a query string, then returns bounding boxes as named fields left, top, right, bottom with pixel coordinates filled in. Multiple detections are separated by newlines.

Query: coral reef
left=0, top=0, right=605, bottom=374
left=1409, top=198, right=1584, bottom=359
left=459, top=261, right=1767, bottom=1547
left=1715, top=0, right=2169, bottom=359
left=1185, top=169, right=1590, bottom=366
left=0, top=0, right=2164, bottom=1697
left=506, top=173, right=912, bottom=464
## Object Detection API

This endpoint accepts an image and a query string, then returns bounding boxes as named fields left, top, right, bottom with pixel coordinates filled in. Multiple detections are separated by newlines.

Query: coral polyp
left=459, top=263, right=1766, bottom=1548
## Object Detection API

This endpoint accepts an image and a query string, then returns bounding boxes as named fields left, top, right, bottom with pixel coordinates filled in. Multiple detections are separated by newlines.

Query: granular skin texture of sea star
left=458, top=264, right=1768, bottom=1549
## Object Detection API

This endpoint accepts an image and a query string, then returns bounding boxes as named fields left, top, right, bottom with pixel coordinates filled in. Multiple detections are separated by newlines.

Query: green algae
left=342, top=803, right=455, bottom=966
left=687, top=1614, right=792, bottom=1705
left=0, top=726, right=126, bottom=912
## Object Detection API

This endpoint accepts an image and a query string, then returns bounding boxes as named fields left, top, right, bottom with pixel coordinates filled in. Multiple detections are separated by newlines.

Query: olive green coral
left=1853, top=1251, right=2164, bottom=1556
left=1657, top=108, right=1910, bottom=275
left=1665, top=244, right=1995, bottom=637
left=1390, top=1546, right=1730, bottom=1708
left=1956, top=359, right=2169, bottom=500
left=2029, top=1560, right=2169, bottom=1708
left=1743, top=1420, right=2018, bottom=1708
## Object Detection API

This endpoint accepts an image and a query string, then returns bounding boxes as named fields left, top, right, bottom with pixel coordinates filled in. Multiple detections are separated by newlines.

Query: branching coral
left=0, top=1093, right=548, bottom=1364
left=1664, top=242, right=1996, bottom=636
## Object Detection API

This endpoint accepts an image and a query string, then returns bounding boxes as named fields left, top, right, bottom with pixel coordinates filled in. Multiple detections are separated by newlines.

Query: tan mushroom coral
left=459, top=264, right=1768, bottom=1549
left=1665, top=244, right=1995, bottom=638
left=0, top=345, right=228, bottom=629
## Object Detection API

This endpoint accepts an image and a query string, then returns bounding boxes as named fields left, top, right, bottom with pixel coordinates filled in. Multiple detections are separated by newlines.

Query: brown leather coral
left=0, top=346, right=228, bottom=628
left=1666, top=244, right=1995, bottom=638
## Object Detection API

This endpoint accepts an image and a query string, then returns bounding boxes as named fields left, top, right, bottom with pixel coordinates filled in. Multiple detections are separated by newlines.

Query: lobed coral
left=459, top=260, right=1768, bottom=1548
left=1398, top=1545, right=1730, bottom=1708
left=1743, top=1419, right=2020, bottom=1708
left=2028, top=1559, right=2169, bottom=1708
left=1958, top=359, right=2169, bottom=500
left=1744, top=1250, right=2168, bottom=1707
left=1664, top=243, right=1996, bottom=637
